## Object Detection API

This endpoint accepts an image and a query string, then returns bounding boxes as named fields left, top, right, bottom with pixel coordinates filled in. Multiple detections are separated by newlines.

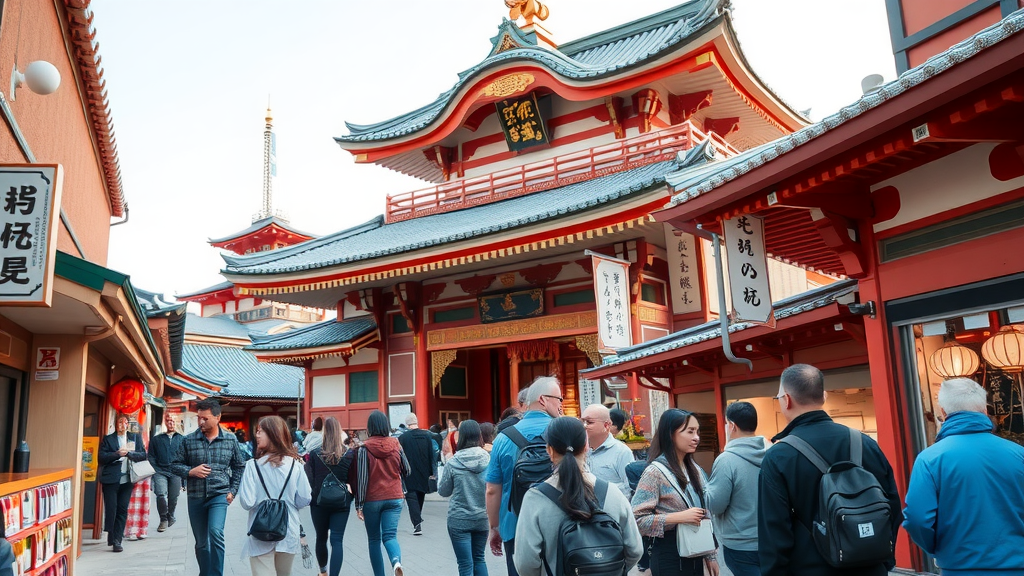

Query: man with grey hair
left=904, top=377, right=1024, bottom=574
left=398, top=411, right=438, bottom=535
left=485, top=376, right=562, bottom=576
left=581, top=403, right=634, bottom=497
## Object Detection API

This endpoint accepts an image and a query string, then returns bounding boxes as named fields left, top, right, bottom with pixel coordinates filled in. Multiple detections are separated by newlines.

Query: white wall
left=312, top=374, right=347, bottom=408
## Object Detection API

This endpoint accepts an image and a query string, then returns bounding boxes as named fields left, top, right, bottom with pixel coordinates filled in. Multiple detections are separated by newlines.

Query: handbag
left=315, top=453, right=351, bottom=511
left=248, top=460, right=295, bottom=542
left=651, top=461, right=715, bottom=558
left=128, top=459, right=156, bottom=483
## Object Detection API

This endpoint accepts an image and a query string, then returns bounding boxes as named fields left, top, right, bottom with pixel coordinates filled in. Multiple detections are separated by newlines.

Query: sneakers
left=157, top=521, right=168, bottom=532
left=412, top=524, right=422, bottom=536
left=393, top=561, right=403, bottom=576
left=167, top=517, right=176, bottom=528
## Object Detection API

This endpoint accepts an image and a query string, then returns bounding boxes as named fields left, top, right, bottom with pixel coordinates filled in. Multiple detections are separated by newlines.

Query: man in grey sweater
left=706, top=401, right=766, bottom=576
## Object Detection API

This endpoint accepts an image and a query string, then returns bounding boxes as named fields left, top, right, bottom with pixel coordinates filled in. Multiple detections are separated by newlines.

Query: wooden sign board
left=0, top=165, right=62, bottom=307
left=495, top=92, right=549, bottom=152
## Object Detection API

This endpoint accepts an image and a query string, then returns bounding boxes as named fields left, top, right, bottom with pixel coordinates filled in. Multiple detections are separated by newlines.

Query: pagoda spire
left=257, top=104, right=278, bottom=222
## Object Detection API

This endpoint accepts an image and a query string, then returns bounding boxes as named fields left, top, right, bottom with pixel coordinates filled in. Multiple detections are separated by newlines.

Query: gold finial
left=506, top=0, right=549, bottom=25
left=265, top=108, right=273, bottom=124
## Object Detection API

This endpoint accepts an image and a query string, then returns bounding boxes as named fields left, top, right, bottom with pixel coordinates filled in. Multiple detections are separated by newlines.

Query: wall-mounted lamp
left=846, top=300, right=877, bottom=318
left=10, top=60, right=61, bottom=101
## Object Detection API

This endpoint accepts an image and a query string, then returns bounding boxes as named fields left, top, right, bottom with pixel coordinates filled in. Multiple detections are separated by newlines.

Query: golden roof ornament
left=506, top=0, right=549, bottom=26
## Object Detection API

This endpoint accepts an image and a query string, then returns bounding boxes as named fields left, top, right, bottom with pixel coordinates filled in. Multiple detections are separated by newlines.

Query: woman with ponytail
left=512, top=416, right=643, bottom=576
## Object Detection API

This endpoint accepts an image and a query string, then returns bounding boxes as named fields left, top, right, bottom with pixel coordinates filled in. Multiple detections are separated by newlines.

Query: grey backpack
left=779, top=428, right=894, bottom=568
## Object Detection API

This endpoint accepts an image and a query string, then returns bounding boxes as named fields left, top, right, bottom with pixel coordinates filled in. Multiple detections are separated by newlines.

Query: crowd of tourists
left=15, top=362, right=1018, bottom=576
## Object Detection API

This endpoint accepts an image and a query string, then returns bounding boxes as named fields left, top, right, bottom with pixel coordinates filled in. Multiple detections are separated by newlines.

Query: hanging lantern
left=929, top=341, right=981, bottom=379
left=108, top=378, right=145, bottom=414
left=981, top=325, right=1024, bottom=372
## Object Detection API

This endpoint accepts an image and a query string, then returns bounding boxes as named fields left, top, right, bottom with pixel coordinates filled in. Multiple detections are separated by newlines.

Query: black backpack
left=780, top=428, right=894, bottom=568
left=248, top=460, right=295, bottom=542
left=315, top=452, right=351, bottom=512
left=503, top=426, right=553, bottom=515
left=535, top=479, right=627, bottom=576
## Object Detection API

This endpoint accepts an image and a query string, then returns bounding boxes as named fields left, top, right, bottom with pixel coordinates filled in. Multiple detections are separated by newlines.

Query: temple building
left=222, top=0, right=831, bottom=432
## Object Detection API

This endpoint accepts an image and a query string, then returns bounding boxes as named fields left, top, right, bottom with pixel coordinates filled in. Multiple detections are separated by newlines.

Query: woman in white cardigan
left=238, top=415, right=312, bottom=576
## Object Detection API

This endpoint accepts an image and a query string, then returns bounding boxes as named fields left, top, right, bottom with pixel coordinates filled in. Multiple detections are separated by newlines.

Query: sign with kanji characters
left=664, top=224, right=702, bottom=315
left=36, top=347, right=60, bottom=370
left=590, top=253, right=633, bottom=352
left=0, top=165, right=62, bottom=307
left=723, top=214, right=775, bottom=327
left=495, top=92, right=549, bottom=153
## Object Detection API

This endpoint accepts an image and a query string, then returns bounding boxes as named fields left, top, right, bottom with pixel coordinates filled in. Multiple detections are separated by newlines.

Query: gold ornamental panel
left=480, top=73, right=535, bottom=98
left=427, top=311, right=596, bottom=351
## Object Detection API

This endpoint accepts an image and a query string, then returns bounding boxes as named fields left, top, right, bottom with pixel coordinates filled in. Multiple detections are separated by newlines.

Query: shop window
left=553, top=289, right=595, bottom=307
left=641, top=281, right=665, bottom=305
left=391, top=314, right=412, bottom=334
left=348, top=370, right=379, bottom=404
left=432, top=306, right=475, bottom=323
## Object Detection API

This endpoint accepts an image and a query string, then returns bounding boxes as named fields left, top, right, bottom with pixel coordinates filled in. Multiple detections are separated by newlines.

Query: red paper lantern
left=109, top=378, right=145, bottom=414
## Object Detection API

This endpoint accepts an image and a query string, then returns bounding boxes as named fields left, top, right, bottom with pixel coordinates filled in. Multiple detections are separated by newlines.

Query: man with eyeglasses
left=485, top=376, right=562, bottom=576
left=581, top=403, right=634, bottom=498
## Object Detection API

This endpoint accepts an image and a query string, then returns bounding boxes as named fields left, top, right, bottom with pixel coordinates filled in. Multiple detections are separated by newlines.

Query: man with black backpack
left=485, top=376, right=562, bottom=576
left=758, top=364, right=901, bottom=576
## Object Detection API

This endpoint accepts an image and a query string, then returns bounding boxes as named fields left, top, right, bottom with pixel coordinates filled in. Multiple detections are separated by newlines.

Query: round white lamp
left=10, top=60, right=61, bottom=101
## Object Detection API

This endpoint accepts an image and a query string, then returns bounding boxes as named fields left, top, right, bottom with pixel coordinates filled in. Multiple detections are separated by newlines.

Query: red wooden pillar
left=302, top=360, right=313, bottom=428
left=415, top=331, right=431, bottom=427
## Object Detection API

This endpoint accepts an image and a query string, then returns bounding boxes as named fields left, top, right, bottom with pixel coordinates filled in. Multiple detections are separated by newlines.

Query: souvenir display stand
left=0, top=469, right=74, bottom=576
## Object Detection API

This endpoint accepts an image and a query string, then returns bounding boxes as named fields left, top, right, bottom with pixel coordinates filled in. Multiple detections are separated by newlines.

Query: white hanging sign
left=590, top=252, right=633, bottom=352
left=723, top=214, right=775, bottom=327
left=0, top=165, right=62, bottom=307
left=664, top=224, right=702, bottom=315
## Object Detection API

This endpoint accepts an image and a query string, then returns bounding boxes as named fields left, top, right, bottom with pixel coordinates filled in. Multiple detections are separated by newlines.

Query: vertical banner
left=578, top=378, right=601, bottom=410
left=590, top=252, right=633, bottom=352
left=664, top=224, right=702, bottom=315
left=0, top=165, right=62, bottom=307
left=723, top=214, right=775, bottom=326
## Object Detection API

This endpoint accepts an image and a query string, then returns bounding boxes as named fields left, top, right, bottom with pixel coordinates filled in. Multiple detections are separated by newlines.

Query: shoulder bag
left=129, top=459, right=156, bottom=483
left=248, top=459, right=295, bottom=542
left=650, top=461, right=715, bottom=558
left=315, top=452, right=352, bottom=511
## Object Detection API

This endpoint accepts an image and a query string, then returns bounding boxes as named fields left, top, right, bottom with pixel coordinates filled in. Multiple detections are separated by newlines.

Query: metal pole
left=710, top=231, right=753, bottom=372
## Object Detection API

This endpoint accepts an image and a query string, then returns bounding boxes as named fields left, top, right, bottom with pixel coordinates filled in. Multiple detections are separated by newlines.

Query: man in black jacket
left=397, top=413, right=438, bottom=535
left=758, top=364, right=901, bottom=576
left=148, top=412, right=184, bottom=532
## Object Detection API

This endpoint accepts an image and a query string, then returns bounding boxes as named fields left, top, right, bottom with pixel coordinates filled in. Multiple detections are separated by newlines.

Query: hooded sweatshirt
left=903, top=410, right=1024, bottom=576
left=349, top=435, right=409, bottom=506
left=706, top=435, right=766, bottom=551
left=438, top=446, right=490, bottom=531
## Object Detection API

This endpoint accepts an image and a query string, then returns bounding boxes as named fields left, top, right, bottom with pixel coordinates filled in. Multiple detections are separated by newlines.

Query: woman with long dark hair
left=631, top=409, right=719, bottom=576
left=513, top=417, right=643, bottom=576
left=349, top=410, right=411, bottom=576
left=437, top=420, right=491, bottom=576
left=238, top=415, right=312, bottom=576
left=304, top=417, right=355, bottom=576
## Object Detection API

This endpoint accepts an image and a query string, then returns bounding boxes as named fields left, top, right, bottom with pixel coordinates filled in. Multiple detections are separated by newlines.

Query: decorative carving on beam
left=431, top=349, right=458, bottom=392
left=632, top=89, right=663, bottom=134
left=704, top=117, right=739, bottom=138
left=811, top=211, right=868, bottom=278
left=394, top=282, right=421, bottom=333
left=575, top=334, right=603, bottom=368
left=423, top=145, right=455, bottom=181
left=507, top=340, right=558, bottom=363
left=604, top=96, right=626, bottom=139
left=668, top=90, right=712, bottom=125
left=520, top=262, right=563, bottom=286
left=422, top=283, right=447, bottom=304
left=454, top=275, right=496, bottom=297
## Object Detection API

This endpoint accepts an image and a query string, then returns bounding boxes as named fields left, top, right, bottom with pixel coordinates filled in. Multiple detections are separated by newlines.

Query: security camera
left=846, top=301, right=876, bottom=318
left=10, top=60, right=61, bottom=101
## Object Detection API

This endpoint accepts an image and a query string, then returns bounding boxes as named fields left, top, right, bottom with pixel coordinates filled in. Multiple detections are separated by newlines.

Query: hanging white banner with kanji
left=590, top=252, right=633, bottom=352
left=0, top=165, right=62, bottom=307
left=664, top=224, right=702, bottom=315
left=723, top=214, right=775, bottom=327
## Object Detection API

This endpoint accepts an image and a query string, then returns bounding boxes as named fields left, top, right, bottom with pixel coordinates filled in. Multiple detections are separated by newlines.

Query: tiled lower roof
left=595, top=279, right=858, bottom=368
left=184, top=313, right=252, bottom=340
left=245, top=316, right=377, bottom=352
left=181, top=344, right=304, bottom=399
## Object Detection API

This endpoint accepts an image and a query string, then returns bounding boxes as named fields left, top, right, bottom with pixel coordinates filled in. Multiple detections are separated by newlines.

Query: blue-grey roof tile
left=593, top=279, right=858, bottom=369
left=245, top=316, right=377, bottom=351
left=177, top=281, right=235, bottom=300
left=184, top=313, right=253, bottom=340
left=181, top=344, right=304, bottom=399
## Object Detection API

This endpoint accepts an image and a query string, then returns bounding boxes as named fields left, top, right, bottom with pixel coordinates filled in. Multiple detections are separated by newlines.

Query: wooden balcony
left=385, top=121, right=739, bottom=223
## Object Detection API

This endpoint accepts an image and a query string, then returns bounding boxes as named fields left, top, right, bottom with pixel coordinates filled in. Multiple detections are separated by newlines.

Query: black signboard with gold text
left=496, top=93, right=549, bottom=152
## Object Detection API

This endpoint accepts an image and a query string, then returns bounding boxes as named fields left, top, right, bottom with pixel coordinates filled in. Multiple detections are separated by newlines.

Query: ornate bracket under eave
left=632, top=89, right=663, bottom=134
left=575, top=334, right=603, bottom=368
left=669, top=90, right=712, bottom=125
left=432, top=349, right=458, bottom=392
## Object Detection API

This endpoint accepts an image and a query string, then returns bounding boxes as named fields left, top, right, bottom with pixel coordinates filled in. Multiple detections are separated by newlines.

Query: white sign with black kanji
left=723, top=214, right=775, bottom=326
left=0, top=165, right=62, bottom=307
left=664, top=224, right=702, bottom=315
left=591, top=254, right=633, bottom=352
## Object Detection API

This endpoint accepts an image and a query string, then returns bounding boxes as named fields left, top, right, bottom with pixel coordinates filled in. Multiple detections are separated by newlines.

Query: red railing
left=385, top=121, right=739, bottom=223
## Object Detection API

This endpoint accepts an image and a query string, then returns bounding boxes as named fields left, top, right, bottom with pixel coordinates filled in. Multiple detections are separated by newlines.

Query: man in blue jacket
left=903, top=377, right=1024, bottom=575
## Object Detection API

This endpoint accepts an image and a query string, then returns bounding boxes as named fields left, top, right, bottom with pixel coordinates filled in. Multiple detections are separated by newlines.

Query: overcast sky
left=96, top=0, right=896, bottom=298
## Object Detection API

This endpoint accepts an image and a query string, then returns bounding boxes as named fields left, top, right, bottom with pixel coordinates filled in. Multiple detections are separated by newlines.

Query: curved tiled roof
left=667, top=9, right=1024, bottom=206
left=222, top=156, right=685, bottom=276
left=181, top=344, right=304, bottom=399
left=593, top=279, right=858, bottom=369
left=209, top=216, right=318, bottom=244
left=246, top=316, right=377, bottom=352
left=337, top=0, right=726, bottom=143
left=184, top=313, right=253, bottom=340
left=176, top=281, right=235, bottom=300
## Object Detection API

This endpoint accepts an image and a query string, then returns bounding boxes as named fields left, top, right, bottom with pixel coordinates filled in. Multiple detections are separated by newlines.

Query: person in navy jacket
left=98, top=413, right=148, bottom=551
left=903, top=377, right=1024, bottom=575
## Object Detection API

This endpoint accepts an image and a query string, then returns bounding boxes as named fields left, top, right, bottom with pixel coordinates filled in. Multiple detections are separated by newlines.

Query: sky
left=97, top=0, right=897, bottom=298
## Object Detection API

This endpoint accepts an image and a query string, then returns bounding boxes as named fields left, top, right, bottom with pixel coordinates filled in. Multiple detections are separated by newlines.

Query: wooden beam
left=669, top=90, right=712, bottom=125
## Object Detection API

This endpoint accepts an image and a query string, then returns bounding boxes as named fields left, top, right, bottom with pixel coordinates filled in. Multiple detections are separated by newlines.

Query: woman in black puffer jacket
left=304, top=417, right=355, bottom=576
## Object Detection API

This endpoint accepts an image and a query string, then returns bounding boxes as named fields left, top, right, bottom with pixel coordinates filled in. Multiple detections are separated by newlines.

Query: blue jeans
left=310, top=504, right=350, bottom=576
left=448, top=525, right=488, bottom=576
left=187, top=494, right=228, bottom=576
left=362, top=499, right=403, bottom=576
left=722, top=546, right=760, bottom=576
